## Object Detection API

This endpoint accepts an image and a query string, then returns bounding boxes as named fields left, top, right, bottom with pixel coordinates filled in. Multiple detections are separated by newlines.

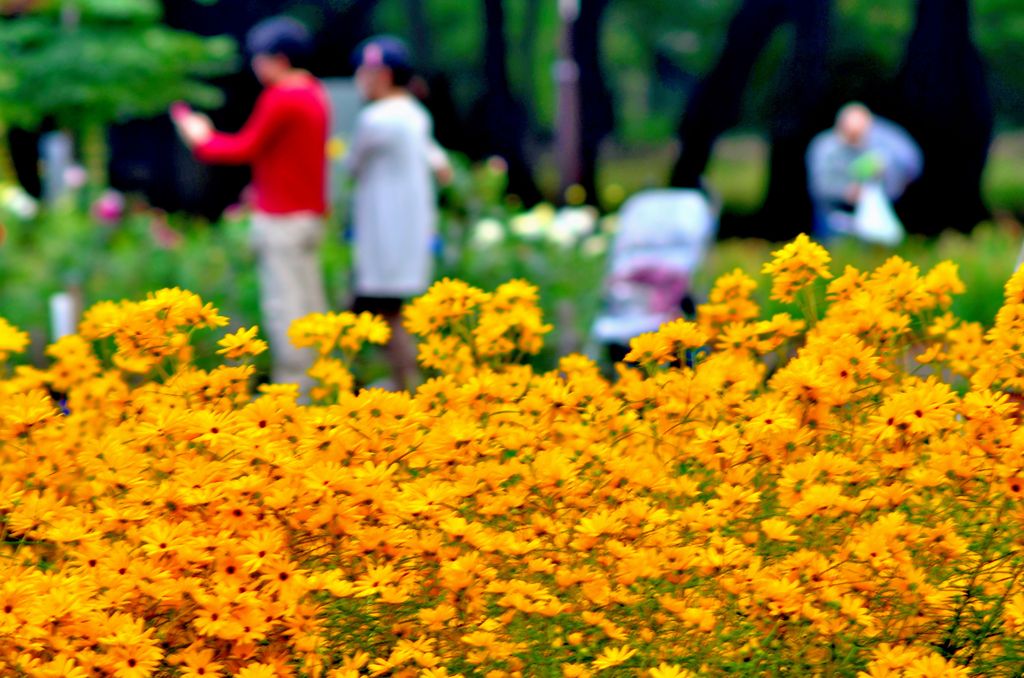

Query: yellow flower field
left=3, top=236, right=1024, bottom=677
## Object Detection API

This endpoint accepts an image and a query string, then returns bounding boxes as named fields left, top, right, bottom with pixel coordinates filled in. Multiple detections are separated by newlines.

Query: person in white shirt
left=347, top=36, right=451, bottom=390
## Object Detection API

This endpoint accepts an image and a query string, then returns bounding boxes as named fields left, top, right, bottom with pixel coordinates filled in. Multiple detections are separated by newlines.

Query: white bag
left=853, top=182, right=905, bottom=247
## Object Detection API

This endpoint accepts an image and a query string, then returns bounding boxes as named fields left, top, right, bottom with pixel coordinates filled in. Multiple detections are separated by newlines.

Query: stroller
left=591, top=188, right=718, bottom=366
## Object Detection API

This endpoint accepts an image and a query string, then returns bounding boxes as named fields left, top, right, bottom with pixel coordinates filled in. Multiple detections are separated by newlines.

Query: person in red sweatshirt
left=173, top=16, right=330, bottom=400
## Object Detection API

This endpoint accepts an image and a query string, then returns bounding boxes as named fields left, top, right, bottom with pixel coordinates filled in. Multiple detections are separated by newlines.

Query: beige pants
left=250, top=212, right=327, bottom=398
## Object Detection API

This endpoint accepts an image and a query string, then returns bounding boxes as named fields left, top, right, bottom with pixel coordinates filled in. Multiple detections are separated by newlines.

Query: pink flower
left=150, top=216, right=183, bottom=250
left=63, top=165, right=87, bottom=190
left=92, top=190, right=125, bottom=225
left=223, top=202, right=248, bottom=222
left=486, top=156, right=508, bottom=174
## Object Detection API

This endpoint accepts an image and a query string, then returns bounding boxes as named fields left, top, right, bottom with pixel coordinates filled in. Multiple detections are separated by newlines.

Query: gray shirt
left=807, top=117, right=923, bottom=206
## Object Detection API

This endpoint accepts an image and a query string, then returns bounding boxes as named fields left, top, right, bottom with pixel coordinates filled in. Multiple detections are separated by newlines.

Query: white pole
left=558, top=0, right=580, bottom=22
left=49, top=292, right=77, bottom=341
left=554, top=0, right=582, bottom=198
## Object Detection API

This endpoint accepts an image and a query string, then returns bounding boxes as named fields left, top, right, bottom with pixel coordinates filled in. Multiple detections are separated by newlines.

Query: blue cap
left=352, top=35, right=413, bottom=71
left=246, top=16, right=313, bottom=61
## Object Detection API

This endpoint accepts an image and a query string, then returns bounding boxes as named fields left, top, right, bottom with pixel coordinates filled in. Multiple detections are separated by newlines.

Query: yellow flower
left=234, top=664, right=278, bottom=678
left=403, top=278, right=490, bottom=336
left=591, top=646, right=637, bottom=671
left=420, top=669, right=464, bottom=678
left=624, top=331, right=673, bottom=365
left=0, top=317, right=29, bottom=362
left=32, top=656, right=91, bottom=678
left=761, top=233, right=833, bottom=302
left=216, top=326, right=268, bottom=359
left=327, top=137, right=347, bottom=160
left=903, top=653, right=970, bottom=678
left=3, top=261, right=1024, bottom=676
left=760, top=517, right=799, bottom=542
left=649, top=664, right=695, bottom=678
left=561, top=664, right=592, bottom=678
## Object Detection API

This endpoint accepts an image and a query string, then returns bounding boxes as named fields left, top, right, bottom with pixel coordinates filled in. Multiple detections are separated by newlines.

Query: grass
left=983, top=131, right=1024, bottom=216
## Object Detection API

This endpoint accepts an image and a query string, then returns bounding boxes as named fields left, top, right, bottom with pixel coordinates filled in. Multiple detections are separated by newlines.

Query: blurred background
left=2, top=0, right=1023, bottom=372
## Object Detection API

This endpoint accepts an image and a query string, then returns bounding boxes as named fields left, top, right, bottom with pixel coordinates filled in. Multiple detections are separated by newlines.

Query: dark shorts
left=351, top=296, right=405, bottom=317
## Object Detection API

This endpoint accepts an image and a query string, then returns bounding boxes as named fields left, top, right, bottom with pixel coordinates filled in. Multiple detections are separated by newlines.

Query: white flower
left=544, top=223, right=577, bottom=248
left=1, top=184, right=38, bottom=220
left=555, top=206, right=598, bottom=240
left=510, top=205, right=554, bottom=240
left=536, top=206, right=598, bottom=249
left=470, top=218, right=506, bottom=248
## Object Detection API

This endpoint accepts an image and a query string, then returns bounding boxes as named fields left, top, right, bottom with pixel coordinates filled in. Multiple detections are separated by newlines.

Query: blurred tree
left=668, top=0, right=832, bottom=240
left=371, top=0, right=1021, bottom=218
left=515, top=0, right=542, bottom=112
left=668, top=1, right=789, bottom=193
left=975, top=0, right=1024, bottom=128
left=5, top=0, right=1017, bottom=218
left=404, top=0, right=432, bottom=67
left=571, top=0, right=613, bottom=207
left=602, top=0, right=736, bottom=143
left=759, top=0, right=832, bottom=240
left=469, top=0, right=541, bottom=205
left=554, top=0, right=581, bottom=197
left=317, top=0, right=382, bottom=72
left=0, top=0, right=235, bottom=193
left=893, top=0, right=993, bottom=235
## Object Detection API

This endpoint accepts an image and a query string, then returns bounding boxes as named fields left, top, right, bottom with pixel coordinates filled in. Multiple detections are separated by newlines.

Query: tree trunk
left=554, top=8, right=581, bottom=198
left=0, top=120, right=16, bottom=186
left=477, top=0, right=542, bottom=206
left=404, top=0, right=432, bottom=68
left=669, top=0, right=789, bottom=191
left=893, top=0, right=992, bottom=235
left=517, top=0, right=542, bottom=101
left=572, top=0, right=613, bottom=207
left=668, top=0, right=833, bottom=240
left=347, top=0, right=382, bottom=46
left=82, top=121, right=108, bottom=197
left=483, top=0, right=510, bottom=92
left=759, top=0, right=833, bottom=241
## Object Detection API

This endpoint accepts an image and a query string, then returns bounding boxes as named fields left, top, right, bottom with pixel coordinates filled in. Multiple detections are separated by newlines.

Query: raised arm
left=878, top=122, right=924, bottom=196
left=195, top=89, right=287, bottom=165
left=426, top=137, right=453, bottom=186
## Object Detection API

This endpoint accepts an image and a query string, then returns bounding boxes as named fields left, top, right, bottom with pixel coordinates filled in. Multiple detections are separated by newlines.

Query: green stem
left=0, top=118, right=16, bottom=185
left=800, top=284, right=820, bottom=327
left=963, top=560, right=1024, bottom=667
left=939, top=501, right=1009, bottom=658
left=81, top=121, right=108, bottom=196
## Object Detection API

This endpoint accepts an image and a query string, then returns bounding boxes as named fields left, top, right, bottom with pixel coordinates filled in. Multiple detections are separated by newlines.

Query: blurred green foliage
left=0, top=0, right=235, bottom=185
left=0, top=0, right=235, bottom=130
left=372, top=0, right=1024, bottom=144
left=2, top=161, right=1019, bottom=376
